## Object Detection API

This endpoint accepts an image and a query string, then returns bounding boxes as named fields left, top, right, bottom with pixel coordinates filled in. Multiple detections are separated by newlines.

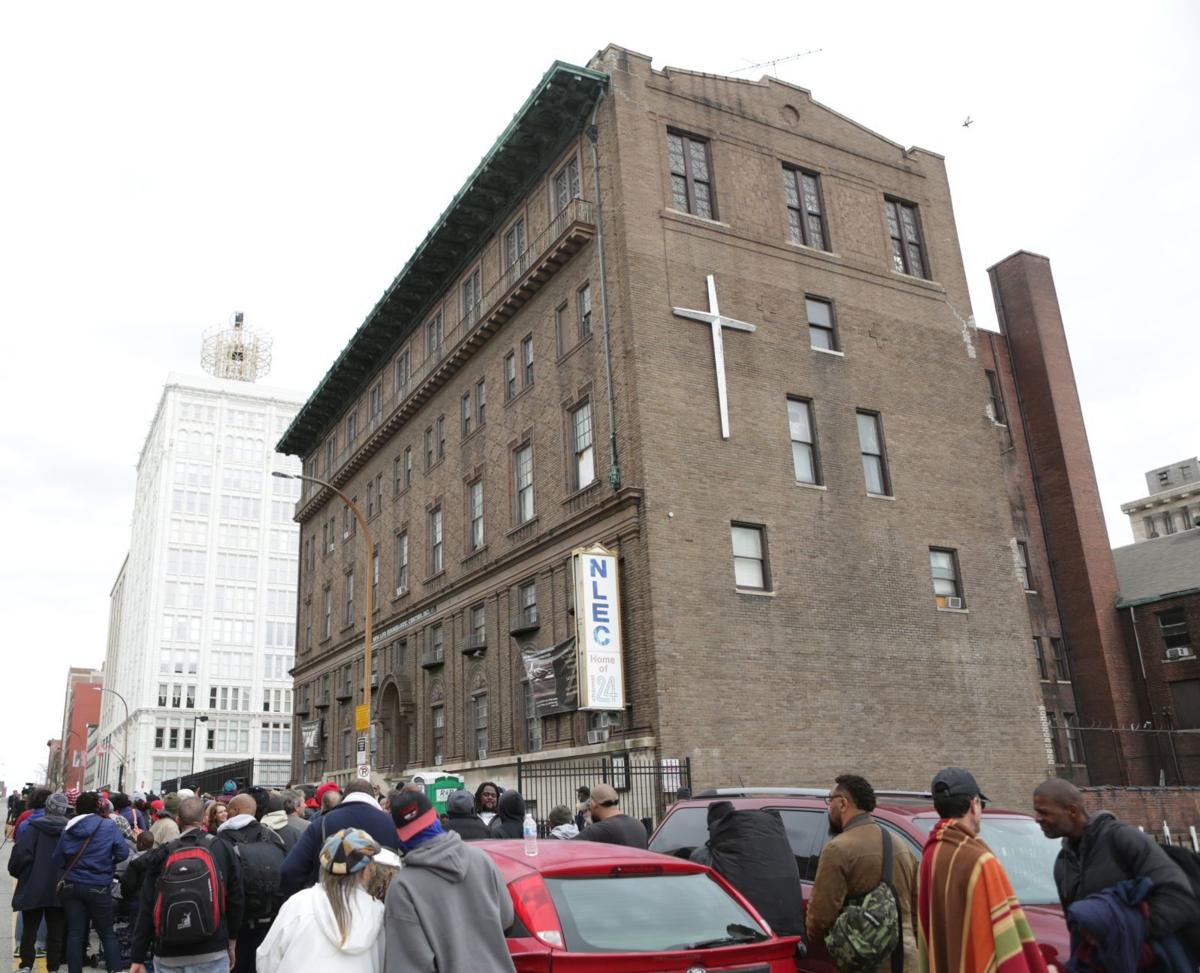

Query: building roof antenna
left=729, top=48, right=823, bottom=78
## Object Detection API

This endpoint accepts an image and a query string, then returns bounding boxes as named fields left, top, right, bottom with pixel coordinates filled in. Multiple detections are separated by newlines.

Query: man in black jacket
left=214, top=794, right=284, bottom=973
left=1033, top=778, right=1200, bottom=947
left=443, top=790, right=491, bottom=840
left=129, top=797, right=244, bottom=973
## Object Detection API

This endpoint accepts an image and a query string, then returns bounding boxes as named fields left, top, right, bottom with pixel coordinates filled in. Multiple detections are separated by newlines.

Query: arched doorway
left=378, top=679, right=410, bottom=772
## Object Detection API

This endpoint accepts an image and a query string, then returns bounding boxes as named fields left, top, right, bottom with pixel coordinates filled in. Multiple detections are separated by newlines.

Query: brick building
left=278, top=46, right=1056, bottom=809
left=58, top=667, right=103, bottom=793
left=1113, top=527, right=1200, bottom=783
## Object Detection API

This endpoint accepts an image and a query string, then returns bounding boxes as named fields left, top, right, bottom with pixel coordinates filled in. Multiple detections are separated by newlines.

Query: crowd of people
left=5, top=768, right=1198, bottom=973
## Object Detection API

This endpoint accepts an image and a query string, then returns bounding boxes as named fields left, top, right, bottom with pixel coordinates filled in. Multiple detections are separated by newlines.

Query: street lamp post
left=191, top=715, right=209, bottom=777
left=273, top=471, right=374, bottom=778
left=98, top=688, right=130, bottom=792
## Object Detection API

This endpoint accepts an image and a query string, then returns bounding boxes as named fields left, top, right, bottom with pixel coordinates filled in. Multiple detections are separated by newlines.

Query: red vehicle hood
left=1023, top=903, right=1068, bottom=971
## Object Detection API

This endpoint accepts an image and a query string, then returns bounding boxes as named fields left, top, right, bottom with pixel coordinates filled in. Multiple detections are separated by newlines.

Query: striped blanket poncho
left=917, top=818, right=1048, bottom=973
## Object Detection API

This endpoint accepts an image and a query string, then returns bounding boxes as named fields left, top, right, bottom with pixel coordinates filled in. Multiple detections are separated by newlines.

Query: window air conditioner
left=1165, top=647, right=1192, bottom=660
left=477, top=749, right=487, bottom=760
left=587, top=729, right=609, bottom=745
left=433, top=753, right=443, bottom=765
left=945, top=597, right=964, bottom=610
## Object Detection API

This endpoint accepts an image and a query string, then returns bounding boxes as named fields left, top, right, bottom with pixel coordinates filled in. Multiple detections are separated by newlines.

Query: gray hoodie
left=384, top=831, right=514, bottom=973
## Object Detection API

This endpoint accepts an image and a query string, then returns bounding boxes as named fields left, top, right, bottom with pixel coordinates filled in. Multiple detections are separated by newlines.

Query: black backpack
left=154, top=838, right=225, bottom=947
left=229, top=826, right=285, bottom=921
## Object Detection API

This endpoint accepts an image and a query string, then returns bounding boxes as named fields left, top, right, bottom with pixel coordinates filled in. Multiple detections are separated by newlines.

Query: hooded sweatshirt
left=10, top=814, right=68, bottom=909
left=487, top=790, right=525, bottom=839
left=384, top=831, right=514, bottom=973
left=54, top=813, right=129, bottom=886
left=256, top=882, right=384, bottom=973
left=443, top=791, right=492, bottom=841
left=550, top=822, right=579, bottom=840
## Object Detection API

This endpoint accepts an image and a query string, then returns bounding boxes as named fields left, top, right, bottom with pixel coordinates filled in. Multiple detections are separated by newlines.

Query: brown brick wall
left=1080, top=785, right=1200, bottom=833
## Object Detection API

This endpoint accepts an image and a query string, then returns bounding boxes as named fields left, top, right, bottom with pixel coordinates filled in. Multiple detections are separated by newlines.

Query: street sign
left=356, top=736, right=368, bottom=766
left=357, top=763, right=371, bottom=781
left=355, top=705, right=369, bottom=733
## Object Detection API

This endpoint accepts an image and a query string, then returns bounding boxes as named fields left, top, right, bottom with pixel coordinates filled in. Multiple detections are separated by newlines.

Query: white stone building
left=94, top=372, right=304, bottom=791
left=1121, top=457, right=1200, bottom=543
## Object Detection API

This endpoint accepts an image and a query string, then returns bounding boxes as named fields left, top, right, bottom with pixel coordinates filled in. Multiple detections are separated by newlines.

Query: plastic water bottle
left=523, top=811, right=538, bottom=856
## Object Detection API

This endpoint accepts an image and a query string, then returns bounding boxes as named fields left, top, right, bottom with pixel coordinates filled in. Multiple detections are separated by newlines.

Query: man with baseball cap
left=917, top=768, right=1047, bottom=973
left=382, top=791, right=514, bottom=972
left=574, top=783, right=647, bottom=848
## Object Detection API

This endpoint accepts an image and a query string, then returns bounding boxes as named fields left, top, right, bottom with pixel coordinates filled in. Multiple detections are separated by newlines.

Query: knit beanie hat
left=223, top=779, right=237, bottom=794
left=446, top=790, right=475, bottom=816
left=320, top=828, right=380, bottom=875
left=45, top=792, right=70, bottom=818
left=163, top=793, right=181, bottom=815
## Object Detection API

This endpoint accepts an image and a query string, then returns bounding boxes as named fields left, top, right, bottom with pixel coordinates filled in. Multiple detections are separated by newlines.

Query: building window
left=786, top=398, right=820, bottom=485
left=345, top=410, right=358, bottom=444
left=806, top=297, right=837, bottom=352
left=325, top=435, right=336, bottom=475
left=986, top=369, right=1006, bottom=424
left=1016, top=540, right=1034, bottom=590
left=393, top=456, right=402, bottom=496
left=436, top=415, right=446, bottom=461
left=884, top=198, right=928, bottom=278
left=426, top=311, right=444, bottom=360
left=1034, top=638, right=1048, bottom=680
left=1051, top=638, right=1071, bottom=681
left=424, top=427, right=433, bottom=471
left=570, top=400, right=595, bottom=490
left=667, top=130, right=716, bottom=220
left=430, top=623, right=444, bottom=661
left=343, top=571, right=355, bottom=627
left=461, top=269, right=482, bottom=326
left=431, top=705, right=445, bottom=764
left=1064, top=713, right=1083, bottom=764
left=553, top=155, right=580, bottom=215
left=476, top=379, right=486, bottom=426
left=577, top=283, right=593, bottom=340
left=731, top=523, right=769, bottom=590
left=504, top=352, right=517, bottom=401
left=783, top=167, right=827, bottom=250
left=1046, top=713, right=1063, bottom=764
left=461, top=391, right=472, bottom=437
left=468, top=480, right=484, bottom=551
left=472, top=694, right=488, bottom=760
left=371, top=547, right=380, bottom=608
left=1157, top=609, right=1192, bottom=658
left=303, top=602, right=312, bottom=652
left=404, top=446, right=413, bottom=490
left=158, top=684, right=168, bottom=707
left=395, top=531, right=409, bottom=594
left=428, top=507, right=443, bottom=575
left=514, top=443, right=534, bottom=523
left=395, top=350, right=410, bottom=398
left=470, top=603, right=486, bottom=643
left=555, top=303, right=569, bottom=356
left=518, top=581, right=537, bottom=627
left=524, top=680, right=543, bottom=752
left=367, top=478, right=377, bottom=519
left=368, top=382, right=382, bottom=421
left=856, top=411, right=891, bottom=496
left=503, top=218, right=525, bottom=274
left=930, top=548, right=964, bottom=608
left=322, top=586, right=332, bottom=638
left=521, top=334, right=534, bottom=387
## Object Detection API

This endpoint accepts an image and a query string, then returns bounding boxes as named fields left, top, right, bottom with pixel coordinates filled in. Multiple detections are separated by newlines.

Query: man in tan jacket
left=805, top=774, right=919, bottom=973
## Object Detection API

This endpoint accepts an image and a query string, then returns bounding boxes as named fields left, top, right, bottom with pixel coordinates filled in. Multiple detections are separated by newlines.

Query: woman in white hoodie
left=256, top=828, right=386, bottom=973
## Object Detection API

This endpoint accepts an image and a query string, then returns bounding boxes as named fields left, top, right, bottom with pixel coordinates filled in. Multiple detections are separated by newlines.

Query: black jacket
left=575, top=813, right=648, bottom=849
left=130, top=828, right=245, bottom=964
left=1054, top=811, right=1200, bottom=940
left=488, top=791, right=526, bottom=839
left=445, top=813, right=493, bottom=841
left=689, top=803, right=805, bottom=937
left=9, top=814, right=67, bottom=910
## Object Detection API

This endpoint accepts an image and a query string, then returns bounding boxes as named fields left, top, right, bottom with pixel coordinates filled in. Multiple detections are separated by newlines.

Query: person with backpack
left=9, top=791, right=70, bottom=972
left=215, top=794, right=286, bottom=973
left=129, top=796, right=245, bottom=973
left=918, top=768, right=1046, bottom=973
left=807, top=775, right=917, bottom=973
left=1032, top=777, right=1200, bottom=960
left=256, top=829, right=385, bottom=973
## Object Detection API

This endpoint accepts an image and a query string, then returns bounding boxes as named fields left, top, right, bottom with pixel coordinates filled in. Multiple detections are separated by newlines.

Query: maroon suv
left=649, top=787, right=1069, bottom=973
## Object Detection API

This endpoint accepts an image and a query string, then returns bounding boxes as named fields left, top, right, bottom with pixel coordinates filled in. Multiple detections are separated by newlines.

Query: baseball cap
left=391, top=791, right=438, bottom=842
left=931, top=767, right=989, bottom=802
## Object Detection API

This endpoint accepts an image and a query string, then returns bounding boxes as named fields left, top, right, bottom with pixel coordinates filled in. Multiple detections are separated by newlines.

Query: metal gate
left=160, top=757, right=255, bottom=795
left=516, top=753, right=691, bottom=834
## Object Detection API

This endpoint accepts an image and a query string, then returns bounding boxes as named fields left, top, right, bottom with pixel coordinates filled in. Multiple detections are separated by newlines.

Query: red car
left=649, top=788, right=1070, bottom=973
left=481, top=838, right=803, bottom=972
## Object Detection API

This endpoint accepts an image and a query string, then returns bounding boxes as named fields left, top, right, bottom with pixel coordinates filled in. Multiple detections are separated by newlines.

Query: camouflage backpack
left=824, top=826, right=903, bottom=973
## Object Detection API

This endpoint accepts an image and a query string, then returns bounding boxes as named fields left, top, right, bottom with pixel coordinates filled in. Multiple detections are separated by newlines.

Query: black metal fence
left=516, top=753, right=691, bottom=835
left=160, top=758, right=255, bottom=796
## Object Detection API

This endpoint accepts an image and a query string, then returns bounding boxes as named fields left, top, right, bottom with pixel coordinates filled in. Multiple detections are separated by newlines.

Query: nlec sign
left=572, top=544, right=625, bottom=711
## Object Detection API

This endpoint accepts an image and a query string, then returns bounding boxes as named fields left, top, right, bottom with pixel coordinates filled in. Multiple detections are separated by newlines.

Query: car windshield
left=648, top=806, right=707, bottom=858
left=911, top=814, right=1061, bottom=905
left=544, top=873, right=767, bottom=953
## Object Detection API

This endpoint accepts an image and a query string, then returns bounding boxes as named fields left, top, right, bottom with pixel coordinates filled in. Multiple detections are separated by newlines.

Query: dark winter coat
left=575, top=812, right=649, bottom=848
left=487, top=790, right=525, bottom=839
left=53, top=813, right=129, bottom=888
left=9, top=813, right=67, bottom=910
left=279, top=794, right=398, bottom=895
left=689, top=802, right=805, bottom=938
left=446, top=813, right=493, bottom=841
left=1054, top=811, right=1200, bottom=940
left=118, top=849, right=153, bottom=902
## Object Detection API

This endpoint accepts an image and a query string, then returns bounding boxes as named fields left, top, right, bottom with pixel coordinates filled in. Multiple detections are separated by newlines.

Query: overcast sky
left=2, top=1, right=1196, bottom=788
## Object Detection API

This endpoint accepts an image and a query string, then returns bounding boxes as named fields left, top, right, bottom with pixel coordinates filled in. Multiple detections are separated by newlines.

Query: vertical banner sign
left=573, top=544, right=625, bottom=710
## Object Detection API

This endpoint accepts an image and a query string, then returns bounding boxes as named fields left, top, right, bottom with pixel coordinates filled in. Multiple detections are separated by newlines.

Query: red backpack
left=154, top=839, right=226, bottom=947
